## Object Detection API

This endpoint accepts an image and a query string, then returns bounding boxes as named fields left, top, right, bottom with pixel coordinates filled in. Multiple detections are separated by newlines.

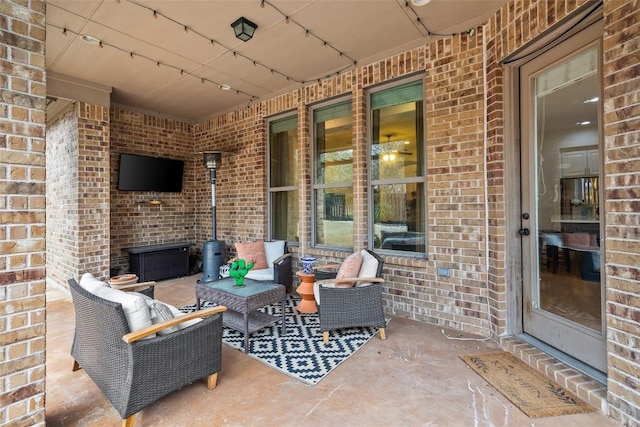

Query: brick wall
left=46, top=102, right=110, bottom=284
left=46, top=105, right=79, bottom=286
left=15, top=0, right=635, bottom=423
left=109, top=107, right=196, bottom=273
left=0, top=0, right=47, bottom=425
left=193, top=102, right=283, bottom=259
left=194, top=44, right=492, bottom=335
left=601, top=1, right=640, bottom=425
left=422, top=33, right=489, bottom=331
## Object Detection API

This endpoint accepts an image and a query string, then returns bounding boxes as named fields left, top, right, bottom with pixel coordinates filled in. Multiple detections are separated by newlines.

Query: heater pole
left=199, top=151, right=226, bottom=284
left=210, top=168, right=217, bottom=241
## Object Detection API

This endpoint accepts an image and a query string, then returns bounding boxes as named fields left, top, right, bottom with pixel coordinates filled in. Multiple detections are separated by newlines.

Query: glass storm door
left=520, top=23, right=605, bottom=373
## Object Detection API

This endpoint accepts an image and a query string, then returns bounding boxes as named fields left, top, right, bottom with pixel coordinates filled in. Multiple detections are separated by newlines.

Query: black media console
left=126, top=242, right=191, bottom=282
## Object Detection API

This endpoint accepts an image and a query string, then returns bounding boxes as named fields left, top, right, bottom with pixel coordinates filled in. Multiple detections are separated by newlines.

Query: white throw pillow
left=94, top=286, right=153, bottom=333
left=245, top=268, right=274, bottom=281
left=357, top=250, right=379, bottom=287
left=79, top=272, right=109, bottom=294
left=264, top=240, right=285, bottom=266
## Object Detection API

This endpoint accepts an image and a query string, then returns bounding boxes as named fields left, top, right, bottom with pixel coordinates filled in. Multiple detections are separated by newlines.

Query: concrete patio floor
left=45, top=274, right=615, bottom=427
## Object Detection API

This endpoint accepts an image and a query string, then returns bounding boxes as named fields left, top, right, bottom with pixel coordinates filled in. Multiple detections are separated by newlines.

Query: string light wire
left=125, top=0, right=303, bottom=84
left=49, top=0, right=476, bottom=105
left=124, top=0, right=359, bottom=85
left=261, top=0, right=358, bottom=66
left=46, top=23, right=259, bottom=101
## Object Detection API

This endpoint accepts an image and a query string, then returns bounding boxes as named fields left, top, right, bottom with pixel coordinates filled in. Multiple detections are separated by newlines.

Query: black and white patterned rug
left=180, top=294, right=383, bottom=386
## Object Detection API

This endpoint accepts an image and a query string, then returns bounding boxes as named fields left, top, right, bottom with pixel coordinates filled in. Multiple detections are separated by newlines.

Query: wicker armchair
left=314, top=249, right=386, bottom=343
left=68, top=278, right=226, bottom=427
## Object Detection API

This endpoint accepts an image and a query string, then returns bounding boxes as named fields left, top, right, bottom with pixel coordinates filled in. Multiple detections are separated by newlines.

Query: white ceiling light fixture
left=411, top=0, right=432, bottom=6
left=81, top=34, right=101, bottom=45
left=219, top=84, right=231, bottom=91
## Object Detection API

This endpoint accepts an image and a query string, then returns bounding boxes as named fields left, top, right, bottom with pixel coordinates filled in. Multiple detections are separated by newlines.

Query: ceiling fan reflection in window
left=381, top=134, right=413, bottom=162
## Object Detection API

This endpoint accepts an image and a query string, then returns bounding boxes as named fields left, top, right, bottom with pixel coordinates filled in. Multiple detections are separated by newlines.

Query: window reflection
left=315, top=188, right=353, bottom=246
left=313, top=100, right=353, bottom=247
left=269, top=116, right=298, bottom=241
left=534, top=46, right=602, bottom=332
left=373, top=183, right=425, bottom=252
left=370, top=80, right=426, bottom=254
left=270, top=190, right=299, bottom=242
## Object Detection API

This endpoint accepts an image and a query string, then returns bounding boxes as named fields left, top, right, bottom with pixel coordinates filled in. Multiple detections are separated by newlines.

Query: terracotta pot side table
left=295, top=271, right=317, bottom=313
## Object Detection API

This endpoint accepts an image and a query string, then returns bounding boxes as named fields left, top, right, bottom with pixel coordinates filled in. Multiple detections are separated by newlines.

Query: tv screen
left=117, top=153, right=184, bottom=192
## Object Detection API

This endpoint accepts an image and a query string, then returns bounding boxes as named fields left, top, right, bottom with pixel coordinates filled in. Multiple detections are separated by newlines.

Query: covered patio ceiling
left=46, top=0, right=505, bottom=123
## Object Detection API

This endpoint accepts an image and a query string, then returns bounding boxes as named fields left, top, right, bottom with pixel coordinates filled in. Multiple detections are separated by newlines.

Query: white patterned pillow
left=149, top=301, right=180, bottom=335
left=132, top=292, right=202, bottom=335
left=133, top=293, right=202, bottom=334
left=167, top=304, right=202, bottom=329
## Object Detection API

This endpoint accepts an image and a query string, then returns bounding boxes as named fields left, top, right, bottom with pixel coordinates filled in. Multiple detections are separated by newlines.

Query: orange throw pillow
left=235, top=241, right=268, bottom=270
left=335, top=252, right=363, bottom=288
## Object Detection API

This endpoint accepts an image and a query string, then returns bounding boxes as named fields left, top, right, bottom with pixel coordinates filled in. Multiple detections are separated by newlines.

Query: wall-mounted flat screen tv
left=117, top=153, right=184, bottom=192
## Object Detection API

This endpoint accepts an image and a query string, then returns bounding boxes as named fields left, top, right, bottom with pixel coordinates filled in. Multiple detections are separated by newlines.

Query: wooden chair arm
left=316, top=277, right=384, bottom=285
left=123, top=306, right=227, bottom=343
left=115, top=281, right=157, bottom=292
left=273, top=253, right=292, bottom=264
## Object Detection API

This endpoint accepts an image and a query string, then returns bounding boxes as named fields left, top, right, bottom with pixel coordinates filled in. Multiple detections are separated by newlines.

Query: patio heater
left=200, top=151, right=226, bottom=283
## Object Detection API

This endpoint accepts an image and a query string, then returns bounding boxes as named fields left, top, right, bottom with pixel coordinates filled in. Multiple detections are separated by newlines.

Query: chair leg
left=207, top=372, right=218, bottom=390
left=72, top=360, right=80, bottom=371
left=323, top=331, right=329, bottom=343
left=379, top=328, right=386, bottom=340
left=122, top=413, right=136, bottom=427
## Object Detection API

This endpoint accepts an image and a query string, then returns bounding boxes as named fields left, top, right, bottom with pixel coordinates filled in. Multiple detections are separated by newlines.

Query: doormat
left=459, top=351, right=594, bottom=418
left=180, top=295, right=385, bottom=386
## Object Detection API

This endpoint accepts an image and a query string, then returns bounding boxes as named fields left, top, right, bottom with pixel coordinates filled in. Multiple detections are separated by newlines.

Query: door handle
left=518, top=228, right=530, bottom=236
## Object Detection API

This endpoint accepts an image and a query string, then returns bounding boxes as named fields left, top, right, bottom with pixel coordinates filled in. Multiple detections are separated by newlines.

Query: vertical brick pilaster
left=47, top=102, right=110, bottom=284
left=46, top=104, right=79, bottom=285
left=297, top=100, right=312, bottom=251
left=77, top=103, right=110, bottom=278
left=352, top=77, right=368, bottom=250
left=601, top=0, right=640, bottom=424
left=0, top=0, right=47, bottom=425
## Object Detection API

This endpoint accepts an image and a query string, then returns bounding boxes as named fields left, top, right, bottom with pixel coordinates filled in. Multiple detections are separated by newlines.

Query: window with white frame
left=369, top=79, right=426, bottom=254
left=312, top=99, right=353, bottom=248
left=268, top=115, right=299, bottom=242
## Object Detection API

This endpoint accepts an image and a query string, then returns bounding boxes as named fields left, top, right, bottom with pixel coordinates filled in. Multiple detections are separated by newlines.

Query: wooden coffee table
left=195, top=277, right=286, bottom=353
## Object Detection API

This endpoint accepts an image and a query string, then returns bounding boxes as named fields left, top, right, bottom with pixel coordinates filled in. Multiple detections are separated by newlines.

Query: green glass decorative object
left=228, top=258, right=255, bottom=287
